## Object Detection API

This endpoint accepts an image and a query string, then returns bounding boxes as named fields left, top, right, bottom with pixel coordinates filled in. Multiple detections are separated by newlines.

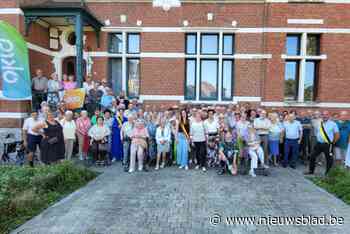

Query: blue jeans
left=176, top=133, right=189, bottom=167
left=284, top=139, right=299, bottom=167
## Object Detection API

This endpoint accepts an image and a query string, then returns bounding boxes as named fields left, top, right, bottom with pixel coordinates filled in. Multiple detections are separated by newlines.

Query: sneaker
left=217, top=169, right=225, bottom=175
left=155, top=166, right=159, bottom=170
left=128, top=169, right=134, bottom=173
left=138, top=166, right=143, bottom=171
left=179, top=165, right=184, bottom=169
left=202, top=167, right=207, bottom=172
left=185, top=166, right=189, bottom=170
left=160, top=163, right=165, bottom=169
left=195, top=165, right=200, bottom=170
left=111, top=158, right=116, bottom=163
left=79, top=155, right=83, bottom=161
left=262, top=164, right=269, bottom=169
left=249, top=170, right=256, bottom=177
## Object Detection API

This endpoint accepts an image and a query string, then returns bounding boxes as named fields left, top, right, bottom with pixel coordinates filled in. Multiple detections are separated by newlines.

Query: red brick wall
left=235, top=34, right=263, bottom=54
left=141, top=32, right=184, bottom=52
left=24, top=22, right=50, bottom=49
left=87, top=3, right=265, bottom=28
left=28, top=50, right=53, bottom=78
left=264, top=32, right=285, bottom=102
left=140, top=58, right=184, bottom=95
left=91, top=57, right=109, bottom=81
left=234, top=60, right=262, bottom=97
left=317, top=34, right=350, bottom=103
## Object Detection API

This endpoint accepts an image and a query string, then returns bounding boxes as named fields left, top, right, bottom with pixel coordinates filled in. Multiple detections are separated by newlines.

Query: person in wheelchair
left=246, top=124, right=269, bottom=177
left=204, top=109, right=220, bottom=168
left=217, top=131, right=239, bottom=175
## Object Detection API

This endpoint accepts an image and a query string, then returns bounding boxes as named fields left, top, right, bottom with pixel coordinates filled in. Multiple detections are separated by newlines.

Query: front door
left=62, top=56, right=86, bottom=77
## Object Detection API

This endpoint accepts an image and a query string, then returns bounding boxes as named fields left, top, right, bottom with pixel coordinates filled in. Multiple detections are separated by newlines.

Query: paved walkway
left=13, top=164, right=350, bottom=234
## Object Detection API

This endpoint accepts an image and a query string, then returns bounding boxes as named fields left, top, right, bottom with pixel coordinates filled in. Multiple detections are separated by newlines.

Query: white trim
left=138, top=95, right=261, bottom=102
left=0, top=112, right=28, bottom=118
left=288, top=19, right=324, bottom=25
left=139, top=95, right=184, bottom=101
left=234, top=54, right=272, bottom=59
left=27, top=42, right=57, bottom=57
left=181, top=100, right=238, bottom=105
left=281, top=54, right=327, bottom=60
left=267, top=0, right=350, bottom=2
left=102, top=26, right=350, bottom=34
left=233, top=96, right=262, bottom=102
left=0, top=8, right=23, bottom=15
left=261, top=102, right=350, bottom=108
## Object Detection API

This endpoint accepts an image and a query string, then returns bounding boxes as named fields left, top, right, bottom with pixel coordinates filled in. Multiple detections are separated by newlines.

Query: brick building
left=1, top=0, right=350, bottom=136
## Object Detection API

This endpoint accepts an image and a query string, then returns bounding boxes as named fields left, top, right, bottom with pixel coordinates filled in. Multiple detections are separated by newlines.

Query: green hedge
left=0, top=161, right=98, bottom=234
left=310, top=166, right=350, bottom=205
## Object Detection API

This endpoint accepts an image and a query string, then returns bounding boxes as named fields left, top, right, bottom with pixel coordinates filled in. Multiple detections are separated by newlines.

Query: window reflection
left=186, top=34, right=197, bottom=55
left=109, top=33, right=123, bottom=53
left=222, top=60, right=233, bottom=100
left=304, top=61, right=317, bottom=101
left=127, top=34, right=140, bottom=54
left=127, top=59, right=140, bottom=98
left=185, top=60, right=196, bottom=100
left=307, top=35, right=320, bottom=56
left=286, top=35, right=301, bottom=56
left=284, top=61, right=299, bottom=101
left=200, top=60, right=218, bottom=100
left=223, top=35, right=234, bottom=55
left=201, top=34, right=218, bottom=55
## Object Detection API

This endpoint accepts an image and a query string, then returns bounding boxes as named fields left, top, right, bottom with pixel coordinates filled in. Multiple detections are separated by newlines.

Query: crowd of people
left=23, top=69, right=350, bottom=177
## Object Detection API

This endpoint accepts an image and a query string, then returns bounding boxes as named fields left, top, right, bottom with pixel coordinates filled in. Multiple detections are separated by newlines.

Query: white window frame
left=109, top=32, right=141, bottom=97
left=185, top=32, right=235, bottom=101
left=282, top=32, right=326, bottom=103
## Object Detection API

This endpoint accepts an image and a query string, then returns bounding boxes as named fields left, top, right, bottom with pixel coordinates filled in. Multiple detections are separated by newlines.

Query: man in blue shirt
left=334, top=111, right=350, bottom=165
left=305, top=111, right=340, bottom=175
left=283, top=113, right=303, bottom=169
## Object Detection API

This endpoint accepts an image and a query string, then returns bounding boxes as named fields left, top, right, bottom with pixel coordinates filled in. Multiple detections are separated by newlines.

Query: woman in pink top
left=63, top=75, right=77, bottom=90
left=129, top=119, right=149, bottom=173
left=76, top=110, right=91, bottom=160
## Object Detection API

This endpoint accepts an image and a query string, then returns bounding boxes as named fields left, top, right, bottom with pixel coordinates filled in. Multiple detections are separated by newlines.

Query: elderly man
left=253, top=109, right=271, bottom=162
left=32, top=69, right=48, bottom=111
left=282, top=113, right=303, bottom=169
left=305, top=111, right=340, bottom=175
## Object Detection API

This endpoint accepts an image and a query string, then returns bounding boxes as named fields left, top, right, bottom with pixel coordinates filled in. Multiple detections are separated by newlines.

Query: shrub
left=0, top=161, right=98, bottom=233
left=310, top=166, right=350, bottom=205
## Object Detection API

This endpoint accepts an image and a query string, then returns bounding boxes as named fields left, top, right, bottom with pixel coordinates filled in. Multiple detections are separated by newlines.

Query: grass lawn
left=310, top=166, right=350, bottom=205
left=0, top=161, right=98, bottom=234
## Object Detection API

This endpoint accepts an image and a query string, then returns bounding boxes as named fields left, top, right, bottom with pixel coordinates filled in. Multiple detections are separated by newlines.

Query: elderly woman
left=88, top=116, right=111, bottom=166
left=121, top=114, right=135, bottom=171
left=60, top=111, right=77, bottom=160
left=33, top=110, right=65, bottom=164
left=268, top=112, right=283, bottom=166
left=129, top=119, right=149, bottom=172
left=246, top=124, right=268, bottom=177
left=190, top=111, right=208, bottom=171
left=76, top=110, right=91, bottom=160
left=155, top=118, right=171, bottom=170
left=63, top=75, right=77, bottom=91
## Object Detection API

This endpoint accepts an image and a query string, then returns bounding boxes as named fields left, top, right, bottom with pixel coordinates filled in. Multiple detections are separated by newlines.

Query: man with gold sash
left=305, top=111, right=340, bottom=175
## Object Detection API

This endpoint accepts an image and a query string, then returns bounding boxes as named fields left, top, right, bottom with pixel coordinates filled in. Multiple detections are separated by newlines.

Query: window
left=307, top=34, right=320, bottom=56
left=201, top=34, right=219, bottom=55
left=222, top=60, right=233, bottom=100
left=186, top=34, right=197, bottom=55
left=108, top=32, right=141, bottom=98
left=304, top=61, right=318, bottom=102
left=200, top=60, right=218, bottom=100
left=286, top=35, right=301, bottom=56
left=185, top=59, right=196, bottom=100
left=127, top=33, right=140, bottom=54
left=185, top=33, right=235, bottom=101
left=109, top=33, right=123, bottom=53
left=109, top=59, right=122, bottom=94
left=223, top=34, right=234, bottom=55
left=127, top=59, right=140, bottom=98
left=283, top=33, right=323, bottom=102
left=284, top=61, right=299, bottom=101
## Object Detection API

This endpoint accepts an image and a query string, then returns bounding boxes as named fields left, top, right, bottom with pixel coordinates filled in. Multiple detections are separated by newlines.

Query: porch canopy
left=20, top=0, right=104, bottom=86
